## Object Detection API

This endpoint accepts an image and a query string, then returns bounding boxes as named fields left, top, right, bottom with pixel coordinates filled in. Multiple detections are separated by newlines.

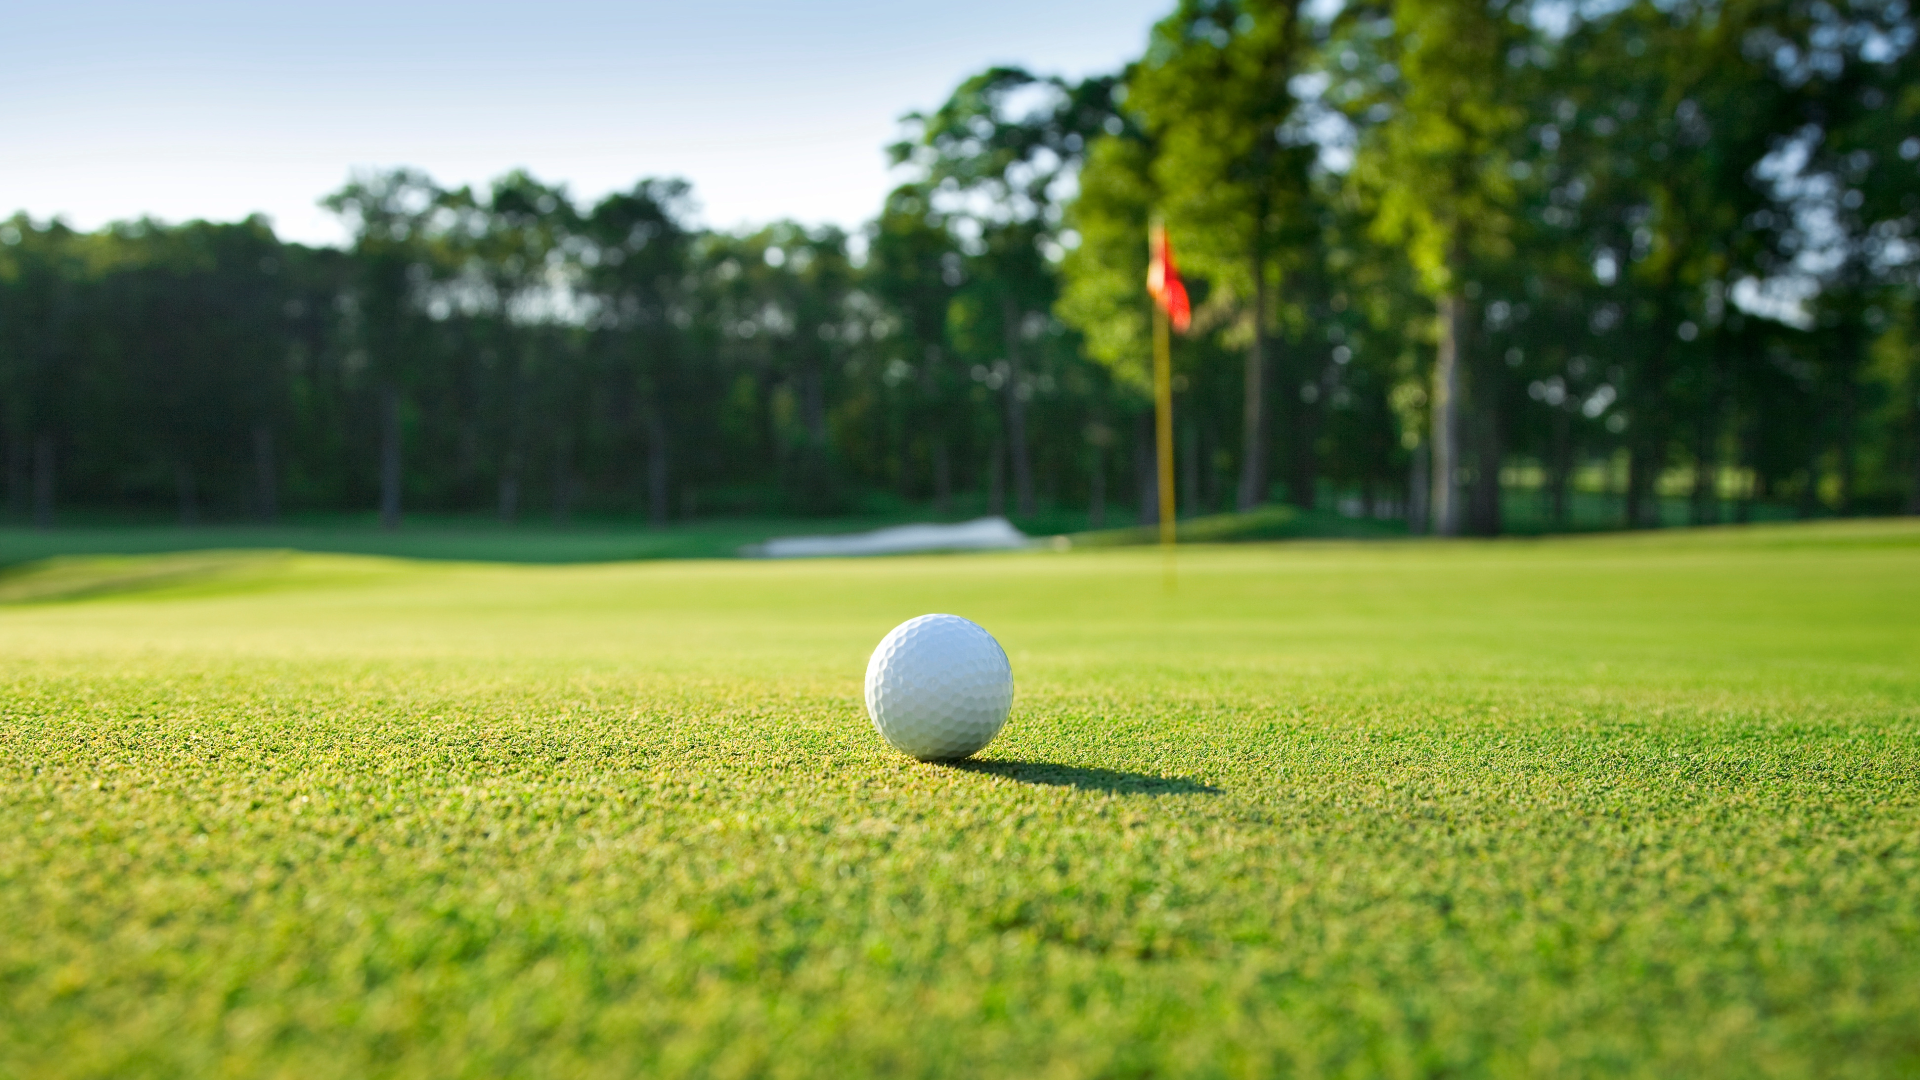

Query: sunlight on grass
left=1, top=522, right=1916, bottom=1078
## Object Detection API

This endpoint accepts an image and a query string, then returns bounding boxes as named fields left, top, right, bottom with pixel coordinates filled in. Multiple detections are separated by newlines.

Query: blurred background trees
left=2, top=0, right=1915, bottom=532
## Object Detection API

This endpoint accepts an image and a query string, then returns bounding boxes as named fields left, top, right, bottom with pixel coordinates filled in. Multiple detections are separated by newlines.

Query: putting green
left=2, top=522, right=1917, bottom=1078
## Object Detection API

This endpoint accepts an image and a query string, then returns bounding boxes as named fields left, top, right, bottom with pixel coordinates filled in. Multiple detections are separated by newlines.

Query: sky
left=4, top=0, right=1167, bottom=247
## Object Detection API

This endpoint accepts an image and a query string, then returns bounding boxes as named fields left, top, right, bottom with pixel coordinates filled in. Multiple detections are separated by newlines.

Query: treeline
left=2, top=0, right=1916, bottom=533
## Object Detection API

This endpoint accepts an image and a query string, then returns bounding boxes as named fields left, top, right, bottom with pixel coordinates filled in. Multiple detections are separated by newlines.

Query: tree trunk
left=1616, top=448, right=1631, bottom=527
left=1797, top=376, right=1826, bottom=520
left=647, top=407, right=669, bottom=528
left=1236, top=253, right=1270, bottom=511
left=1798, top=440, right=1822, bottom=520
left=1625, top=321, right=1674, bottom=531
left=1200, top=424, right=1217, bottom=512
left=32, top=433, right=54, bottom=531
left=932, top=435, right=952, bottom=516
left=802, top=359, right=827, bottom=451
left=1689, top=334, right=1726, bottom=526
left=987, top=437, right=1006, bottom=517
left=1550, top=405, right=1572, bottom=528
left=1004, top=377, right=1033, bottom=518
left=1467, top=363, right=1503, bottom=536
left=1182, top=422, right=1200, bottom=518
left=552, top=431, right=573, bottom=527
left=1136, top=412, right=1159, bottom=526
left=799, top=354, right=833, bottom=512
left=175, top=463, right=198, bottom=526
left=498, top=451, right=520, bottom=523
left=1836, top=357, right=1857, bottom=516
left=1290, top=356, right=1319, bottom=511
left=1000, top=298, right=1034, bottom=518
left=379, top=384, right=402, bottom=531
left=1431, top=293, right=1464, bottom=536
left=1737, top=411, right=1760, bottom=524
left=759, top=371, right=780, bottom=485
left=1407, top=441, right=1429, bottom=534
left=7, top=431, right=26, bottom=519
left=1690, top=416, right=1717, bottom=527
left=1908, top=385, right=1920, bottom=515
left=457, top=423, right=481, bottom=508
left=1626, top=430, right=1658, bottom=527
left=1088, top=444, right=1106, bottom=529
left=253, top=425, right=277, bottom=522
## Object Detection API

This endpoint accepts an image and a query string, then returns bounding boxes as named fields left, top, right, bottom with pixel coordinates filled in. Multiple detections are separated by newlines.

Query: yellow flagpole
left=1148, top=217, right=1177, bottom=590
left=1152, top=285, right=1176, bottom=554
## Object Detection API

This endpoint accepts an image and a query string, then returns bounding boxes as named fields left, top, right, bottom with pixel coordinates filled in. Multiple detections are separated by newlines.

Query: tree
left=699, top=223, right=861, bottom=513
left=442, top=170, right=579, bottom=523
left=864, top=184, right=968, bottom=512
left=1129, top=0, right=1319, bottom=511
left=322, top=169, right=446, bottom=530
left=582, top=179, right=697, bottom=525
left=896, top=67, right=1120, bottom=518
left=101, top=218, right=291, bottom=523
left=1058, top=132, right=1160, bottom=521
left=1543, top=1, right=1783, bottom=527
left=0, top=216, right=87, bottom=528
left=1351, top=0, right=1530, bottom=534
left=1756, top=0, right=1920, bottom=514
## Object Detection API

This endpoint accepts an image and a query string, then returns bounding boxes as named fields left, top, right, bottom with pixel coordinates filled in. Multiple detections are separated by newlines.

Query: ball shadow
left=941, top=758, right=1222, bottom=796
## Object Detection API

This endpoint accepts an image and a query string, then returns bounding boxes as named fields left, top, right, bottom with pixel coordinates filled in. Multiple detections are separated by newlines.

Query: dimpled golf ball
left=864, top=614, right=1014, bottom=761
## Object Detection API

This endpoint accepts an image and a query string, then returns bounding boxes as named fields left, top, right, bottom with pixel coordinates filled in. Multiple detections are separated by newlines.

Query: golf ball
left=864, top=614, right=1014, bottom=761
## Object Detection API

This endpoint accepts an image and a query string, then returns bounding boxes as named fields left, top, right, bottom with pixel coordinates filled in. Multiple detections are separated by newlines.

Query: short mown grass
left=2, top=521, right=1917, bottom=1079
left=0, top=515, right=879, bottom=566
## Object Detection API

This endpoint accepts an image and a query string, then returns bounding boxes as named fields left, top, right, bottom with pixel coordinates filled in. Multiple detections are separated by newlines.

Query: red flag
left=1147, top=221, right=1191, bottom=333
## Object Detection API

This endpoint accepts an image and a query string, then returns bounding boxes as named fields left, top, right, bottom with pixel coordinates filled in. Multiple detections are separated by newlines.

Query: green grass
left=1071, top=504, right=1407, bottom=546
left=0, top=515, right=911, bottom=566
left=2, top=521, right=1917, bottom=1078
left=0, top=507, right=1397, bottom=570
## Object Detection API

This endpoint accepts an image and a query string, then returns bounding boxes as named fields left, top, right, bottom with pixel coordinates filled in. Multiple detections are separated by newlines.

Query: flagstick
left=1152, top=298, right=1176, bottom=590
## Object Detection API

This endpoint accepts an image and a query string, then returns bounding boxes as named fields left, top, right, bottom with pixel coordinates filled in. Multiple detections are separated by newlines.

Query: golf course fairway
left=2, top=521, right=1916, bottom=1078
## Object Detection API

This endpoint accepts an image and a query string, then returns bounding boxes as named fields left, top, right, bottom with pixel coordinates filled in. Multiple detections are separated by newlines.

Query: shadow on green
left=943, top=758, right=1223, bottom=795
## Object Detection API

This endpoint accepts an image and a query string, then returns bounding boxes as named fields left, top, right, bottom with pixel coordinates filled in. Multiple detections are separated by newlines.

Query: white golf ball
left=864, top=614, right=1014, bottom=761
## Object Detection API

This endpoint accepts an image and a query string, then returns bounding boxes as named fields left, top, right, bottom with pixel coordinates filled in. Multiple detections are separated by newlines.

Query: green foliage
left=1131, top=0, right=1317, bottom=301
left=1349, top=0, right=1530, bottom=291
left=1, top=524, right=1918, bottom=1076
left=1058, top=135, right=1157, bottom=394
left=892, top=66, right=1134, bottom=517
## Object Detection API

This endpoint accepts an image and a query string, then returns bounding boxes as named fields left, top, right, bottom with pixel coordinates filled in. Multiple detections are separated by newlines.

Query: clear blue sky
left=3, top=1, right=1168, bottom=246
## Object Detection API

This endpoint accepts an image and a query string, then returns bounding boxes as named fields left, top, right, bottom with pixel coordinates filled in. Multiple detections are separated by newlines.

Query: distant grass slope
left=1, top=521, right=1916, bottom=1079
left=0, top=505, right=1405, bottom=568
left=0, top=516, right=866, bottom=566
left=1069, top=504, right=1407, bottom=546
